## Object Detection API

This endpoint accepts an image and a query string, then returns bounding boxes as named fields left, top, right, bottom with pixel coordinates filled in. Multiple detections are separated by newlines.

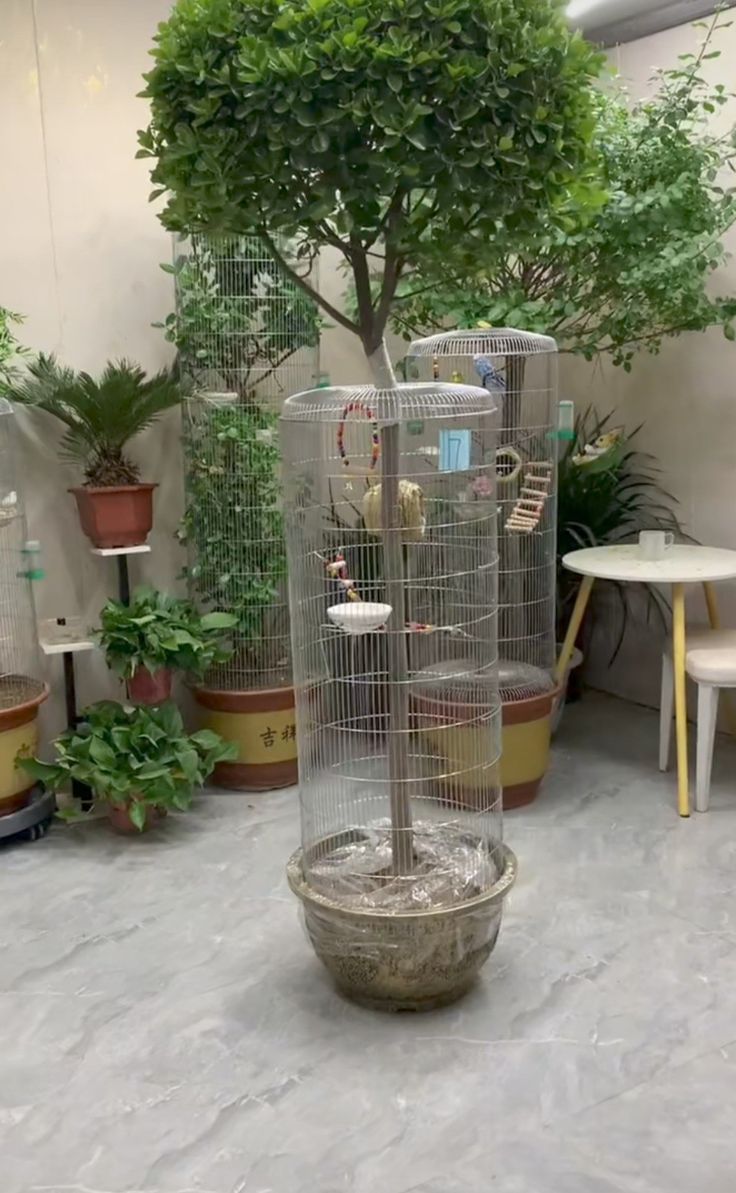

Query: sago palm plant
left=8, top=355, right=181, bottom=485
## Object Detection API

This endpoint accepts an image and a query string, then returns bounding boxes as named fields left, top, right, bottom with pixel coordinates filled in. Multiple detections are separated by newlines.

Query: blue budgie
left=473, top=355, right=506, bottom=394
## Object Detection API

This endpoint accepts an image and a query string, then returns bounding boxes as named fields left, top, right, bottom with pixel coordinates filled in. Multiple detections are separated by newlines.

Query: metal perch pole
left=381, top=419, right=414, bottom=876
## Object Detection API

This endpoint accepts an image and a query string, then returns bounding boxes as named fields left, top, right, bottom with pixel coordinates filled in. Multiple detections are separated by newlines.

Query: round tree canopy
left=140, top=0, right=604, bottom=258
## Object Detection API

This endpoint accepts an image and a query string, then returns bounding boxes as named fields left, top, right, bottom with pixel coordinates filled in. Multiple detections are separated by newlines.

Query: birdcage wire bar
left=176, top=234, right=320, bottom=691
left=281, top=382, right=504, bottom=908
left=0, top=400, right=44, bottom=711
left=408, top=330, right=558, bottom=704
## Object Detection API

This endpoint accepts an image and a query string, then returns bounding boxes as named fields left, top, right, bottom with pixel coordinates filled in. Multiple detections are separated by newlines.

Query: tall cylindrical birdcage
left=175, top=234, right=320, bottom=791
left=408, top=330, right=559, bottom=809
left=281, top=381, right=516, bottom=1012
left=0, top=399, right=47, bottom=815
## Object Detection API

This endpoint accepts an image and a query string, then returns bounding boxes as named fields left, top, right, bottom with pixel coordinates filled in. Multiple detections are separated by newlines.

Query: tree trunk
left=367, top=338, right=413, bottom=876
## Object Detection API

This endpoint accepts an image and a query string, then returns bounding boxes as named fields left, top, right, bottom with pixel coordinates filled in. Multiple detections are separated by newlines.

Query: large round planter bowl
left=501, top=687, right=558, bottom=809
left=287, top=842, right=517, bottom=1012
left=0, top=681, right=49, bottom=817
left=69, top=483, right=157, bottom=549
left=126, top=666, right=172, bottom=706
left=193, top=684, right=297, bottom=791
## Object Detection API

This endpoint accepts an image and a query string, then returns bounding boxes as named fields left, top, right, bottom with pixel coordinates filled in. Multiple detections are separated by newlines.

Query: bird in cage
left=362, top=479, right=426, bottom=543
left=473, top=354, right=506, bottom=395
left=572, top=426, right=625, bottom=470
left=0, top=490, right=19, bottom=528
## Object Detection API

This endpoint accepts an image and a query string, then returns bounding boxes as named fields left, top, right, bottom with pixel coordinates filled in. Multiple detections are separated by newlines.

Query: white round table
left=557, top=545, right=736, bottom=817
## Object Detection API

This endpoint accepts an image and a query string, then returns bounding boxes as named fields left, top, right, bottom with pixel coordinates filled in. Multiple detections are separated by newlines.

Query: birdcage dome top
left=408, top=328, right=557, bottom=358
left=280, top=381, right=499, bottom=424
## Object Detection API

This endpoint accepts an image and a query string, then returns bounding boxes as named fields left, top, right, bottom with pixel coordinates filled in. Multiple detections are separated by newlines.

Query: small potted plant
left=97, top=585, right=237, bottom=704
left=20, top=700, right=236, bottom=833
left=8, top=355, right=181, bottom=548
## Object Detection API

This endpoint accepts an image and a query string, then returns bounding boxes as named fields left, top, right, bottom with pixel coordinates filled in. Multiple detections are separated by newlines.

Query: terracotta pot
left=108, top=802, right=167, bottom=834
left=126, top=666, right=172, bottom=706
left=0, top=682, right=49, bottom=818
left=193, top=684, right=298, bottom=791
left=69, top=484, right=157, bottom=549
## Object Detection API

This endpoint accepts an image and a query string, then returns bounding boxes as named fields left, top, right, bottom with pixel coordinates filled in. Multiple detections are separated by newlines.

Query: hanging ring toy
left=337, top=401, right=381, bottom=472
left=494, top=446, right=523, bottom=486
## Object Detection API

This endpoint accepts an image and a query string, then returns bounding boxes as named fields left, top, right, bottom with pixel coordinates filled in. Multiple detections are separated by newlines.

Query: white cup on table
left=639, top=530, right=674, bottom=561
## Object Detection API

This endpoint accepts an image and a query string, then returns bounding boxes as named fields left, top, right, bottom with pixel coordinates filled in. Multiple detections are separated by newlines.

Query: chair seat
left=664, top=626, right=736, bottom=685
left=665, top=627, right=736, bottom=655
left=687, top=642, right=736, bottom=685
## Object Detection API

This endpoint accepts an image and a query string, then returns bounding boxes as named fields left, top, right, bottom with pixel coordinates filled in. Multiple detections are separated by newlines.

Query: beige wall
left=562, top=19, right=736, bottom=711
left=0, top=1, right=366, bottom=743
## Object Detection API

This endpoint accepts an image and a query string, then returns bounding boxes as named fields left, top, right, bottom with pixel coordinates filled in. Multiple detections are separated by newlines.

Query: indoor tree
left=139, top=0, right=604, bottom=388
left=139, top=0, right=604, bottom=871
left=393, top=11, right=736, bottom=370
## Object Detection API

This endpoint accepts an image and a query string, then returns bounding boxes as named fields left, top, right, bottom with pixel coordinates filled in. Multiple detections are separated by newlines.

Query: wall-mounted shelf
left=89, top=544, right=151, bottom=558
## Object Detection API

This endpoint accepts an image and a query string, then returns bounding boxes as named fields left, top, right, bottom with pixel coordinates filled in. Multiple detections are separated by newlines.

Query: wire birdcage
left=176, top=234, right=320, bottom=691
left=281, top=381, right=515, bottom=1009
left=0, top=400, right=44, bottom=712
left=408, top=331, right=559, bottom=702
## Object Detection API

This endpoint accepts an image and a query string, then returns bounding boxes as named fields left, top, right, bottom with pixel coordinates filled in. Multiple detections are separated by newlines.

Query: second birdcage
left=175, top=234, right=320, bottom=790
left=0, top=400, right=47, bottom=816
left=281, top=380, right=516, bottom=1011
left=408, top=330, right=559, bottom=808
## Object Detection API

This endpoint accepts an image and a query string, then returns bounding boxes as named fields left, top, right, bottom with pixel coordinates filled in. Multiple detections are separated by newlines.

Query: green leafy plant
left=158, top=234, right=320, bottom=398
left=180, top=401, right=288, bottom=681
left=20, top=700, right=237, bottom=830
left=393, top=12, right=736, bottom=370
left=558, top=408, right=685, bottom=659
left=140, top=0, right=604, bottom=384
left=7, top=355, right=182, bottom=485
left=0, top=307, right=29, bottom=392
left=97, top=586, right=237, bottom=680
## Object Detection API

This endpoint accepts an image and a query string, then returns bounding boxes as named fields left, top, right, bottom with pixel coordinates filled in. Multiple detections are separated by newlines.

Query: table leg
left=703, top=581, right=736, bottom=737
left=672, top=583, right=690, bottom=818
left=555, top=575, right=595, bottom=684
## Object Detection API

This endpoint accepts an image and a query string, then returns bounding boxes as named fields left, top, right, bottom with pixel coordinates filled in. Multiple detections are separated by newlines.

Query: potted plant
left=7, top=356, right=181, bottom=548
left=20, top=700, right=236, bottom=833
left=164, top=235, right=320, bottom=790
left=557, top=407, right=684, bottom=661
left=140, top=0, right=603, bottom=1003
left=96, top=585, right=237, bottom=705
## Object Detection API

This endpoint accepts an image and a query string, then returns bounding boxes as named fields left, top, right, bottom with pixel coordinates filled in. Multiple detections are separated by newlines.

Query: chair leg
left=696, top=684, right=719, bottom=814
left=659, top=653, right=674, bottom=772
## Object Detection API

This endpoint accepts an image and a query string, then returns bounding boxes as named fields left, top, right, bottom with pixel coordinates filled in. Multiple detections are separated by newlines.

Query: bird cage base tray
left=288, top=838, right=517, bottom=1012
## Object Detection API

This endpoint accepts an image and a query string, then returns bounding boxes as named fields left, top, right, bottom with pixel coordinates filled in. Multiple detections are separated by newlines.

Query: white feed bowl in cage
left=327, top=602, right=392, bottom=636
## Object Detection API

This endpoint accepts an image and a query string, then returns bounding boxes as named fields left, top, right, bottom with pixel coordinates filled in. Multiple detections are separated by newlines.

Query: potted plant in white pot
left=140, top=0, right=604, bottom=1005
left=21, top=700, right=236, bottom=833
left=8, top=356, right=181, bottom=548
left=97, top=585, right=237, bottom=705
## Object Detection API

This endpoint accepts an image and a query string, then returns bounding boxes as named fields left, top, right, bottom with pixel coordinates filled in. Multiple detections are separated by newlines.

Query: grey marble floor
left=3, top=692, right=736, bottom=1193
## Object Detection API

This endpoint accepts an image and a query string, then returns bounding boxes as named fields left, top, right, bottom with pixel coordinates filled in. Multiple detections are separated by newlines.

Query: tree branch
left=259, top=229, right=360, bottom=337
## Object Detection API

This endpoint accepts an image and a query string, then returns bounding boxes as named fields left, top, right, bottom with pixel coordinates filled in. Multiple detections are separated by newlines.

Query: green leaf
left=128, top=801, right=148, bottom=831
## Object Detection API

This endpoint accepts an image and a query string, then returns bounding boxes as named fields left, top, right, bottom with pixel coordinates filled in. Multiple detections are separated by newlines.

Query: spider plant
left=558, top=407, right=685, bottom=661
left=7, top=354, right=181, bottom=485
